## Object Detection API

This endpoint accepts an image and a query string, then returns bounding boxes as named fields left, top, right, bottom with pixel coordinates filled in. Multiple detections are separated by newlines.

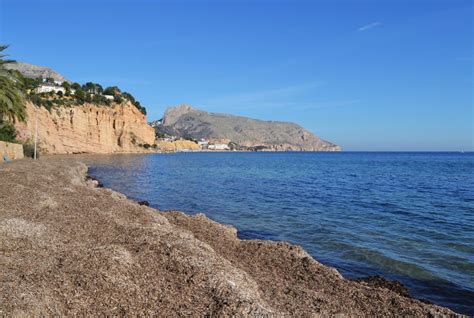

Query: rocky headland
left=0, top=156, right=459, bottom=316
left=152, top=105, right=341, bottom=151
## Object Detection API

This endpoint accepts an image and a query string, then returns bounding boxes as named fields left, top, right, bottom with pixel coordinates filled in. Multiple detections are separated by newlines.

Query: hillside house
left=35, top=83, right=66, bottom=94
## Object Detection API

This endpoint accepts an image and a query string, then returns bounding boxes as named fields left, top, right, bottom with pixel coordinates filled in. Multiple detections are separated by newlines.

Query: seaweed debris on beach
left=0, top=157, right=460, bottom=316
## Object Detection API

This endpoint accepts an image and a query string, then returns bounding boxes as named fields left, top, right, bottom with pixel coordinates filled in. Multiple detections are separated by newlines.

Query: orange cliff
left=15, top=101, right=156, bottom=154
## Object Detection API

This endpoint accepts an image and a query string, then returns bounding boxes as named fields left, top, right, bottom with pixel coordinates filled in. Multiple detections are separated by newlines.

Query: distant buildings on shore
left=155, top=136, right=275, bottom=152
left=208, top=143, right=230, bottom=150
left=197, top=140, right=208, bottom=148
left=156, top=137, right=231, bottom=151
left=197, top=138, right=230, bottom=150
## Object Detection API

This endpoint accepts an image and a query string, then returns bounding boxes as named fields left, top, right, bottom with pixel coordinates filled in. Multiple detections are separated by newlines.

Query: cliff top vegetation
left=19, top=77, right=147, bottom=115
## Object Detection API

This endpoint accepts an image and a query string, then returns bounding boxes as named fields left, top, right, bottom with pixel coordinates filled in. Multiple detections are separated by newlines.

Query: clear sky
left=1, top=0, right=472, bottom=151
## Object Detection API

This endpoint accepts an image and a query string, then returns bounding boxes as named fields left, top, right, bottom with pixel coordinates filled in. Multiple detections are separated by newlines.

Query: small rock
left=85, top=175, right=103, bottom=188
left=137, top=200, right=150, bottom=206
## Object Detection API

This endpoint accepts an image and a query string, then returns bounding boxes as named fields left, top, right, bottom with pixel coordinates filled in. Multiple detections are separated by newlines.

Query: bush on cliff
left=122, top=91, right=147, bottom=115
left=14, top=73, right=146, bottom=114
left=104, top=86, right=121, bottom=96
left=92, top=94, right=110, bottom=105
left=82, top=82, right=103, bottom=94
left=0, top=120, right=16, bottom=142
left=74, top=89, right=86, bottom=104
left=43, top=100, right=54, bottom=112
left=19, top=74, right=42, bottom=91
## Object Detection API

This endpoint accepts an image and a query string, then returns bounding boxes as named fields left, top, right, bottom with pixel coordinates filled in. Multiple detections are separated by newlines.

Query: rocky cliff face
left=15, top=101, right=156, bottom=154
left=5, top=62, right=68, bottom=82
left=157, top=140, right=201, bottom=152
left=153, top=105, right=340, bottom=151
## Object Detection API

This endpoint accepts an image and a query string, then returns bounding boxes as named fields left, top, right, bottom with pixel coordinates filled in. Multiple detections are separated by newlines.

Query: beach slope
left=0, top=157, right=457, bottom=316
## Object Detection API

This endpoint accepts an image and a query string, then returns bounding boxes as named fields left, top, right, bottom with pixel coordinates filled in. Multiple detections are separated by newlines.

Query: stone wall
left=0, top=141, right=24, bottom=162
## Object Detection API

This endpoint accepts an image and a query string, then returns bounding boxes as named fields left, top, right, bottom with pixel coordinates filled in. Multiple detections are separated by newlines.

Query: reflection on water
left=82, top=152, right=474, bottom=314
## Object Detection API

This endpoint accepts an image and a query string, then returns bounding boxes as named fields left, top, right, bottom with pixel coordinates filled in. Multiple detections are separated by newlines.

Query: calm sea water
left=87, top=152, right=474, bottom=314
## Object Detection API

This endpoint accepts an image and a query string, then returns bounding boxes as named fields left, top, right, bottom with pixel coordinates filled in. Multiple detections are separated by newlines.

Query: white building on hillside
left=35, top=83, right=66, bottom=94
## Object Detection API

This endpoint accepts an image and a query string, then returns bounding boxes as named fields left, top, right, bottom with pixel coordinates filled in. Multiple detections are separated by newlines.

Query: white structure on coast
left=208, top=143, right=230, bottom=150
left=197, top=139, right=209, bottom=149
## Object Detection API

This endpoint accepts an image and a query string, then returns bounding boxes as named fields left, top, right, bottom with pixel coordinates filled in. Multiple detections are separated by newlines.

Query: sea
left=87, top=152, right=474, bottom=315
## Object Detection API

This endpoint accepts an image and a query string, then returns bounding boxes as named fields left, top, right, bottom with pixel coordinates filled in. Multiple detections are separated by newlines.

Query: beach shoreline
left=0, top=156, right=460, bottom=316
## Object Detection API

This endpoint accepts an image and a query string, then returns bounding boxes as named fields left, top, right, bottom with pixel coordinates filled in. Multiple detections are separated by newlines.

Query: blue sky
left=1, top=0, right=472, bottom=151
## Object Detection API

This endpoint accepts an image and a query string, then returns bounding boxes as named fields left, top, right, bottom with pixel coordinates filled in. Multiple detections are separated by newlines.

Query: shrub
left=82, top=82, right=103, bottom=94
left=155, top=132, right=166, bottom=139
left=74, top=89, right=86, bottom=103
left=22, top=141, right=38, bottom=158
left=92, top=94, right=104, bottom=104
left=43, top=100, right=53, bottom=112
left=104, top=86, right=121, bottom=96
left=122, top=92, right=147, bottom=115
left=18, top=74, right=42, bottom=92
left=122, top=92, right=136, bottom=103
left=29, top=94, right=43, bottom=106
left=0, top=121, right=16, bottom=142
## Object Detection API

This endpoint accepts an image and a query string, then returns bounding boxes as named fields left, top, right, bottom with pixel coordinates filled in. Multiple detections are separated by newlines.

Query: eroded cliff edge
left=15, top=101, right=155, bottom=154
left=0, top=157, right=458, bottom=316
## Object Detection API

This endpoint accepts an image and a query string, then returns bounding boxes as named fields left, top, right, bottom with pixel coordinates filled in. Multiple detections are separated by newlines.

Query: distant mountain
left=152, top=105, right=340, bottom=151
left=5, top=62, right=68, bottom=82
